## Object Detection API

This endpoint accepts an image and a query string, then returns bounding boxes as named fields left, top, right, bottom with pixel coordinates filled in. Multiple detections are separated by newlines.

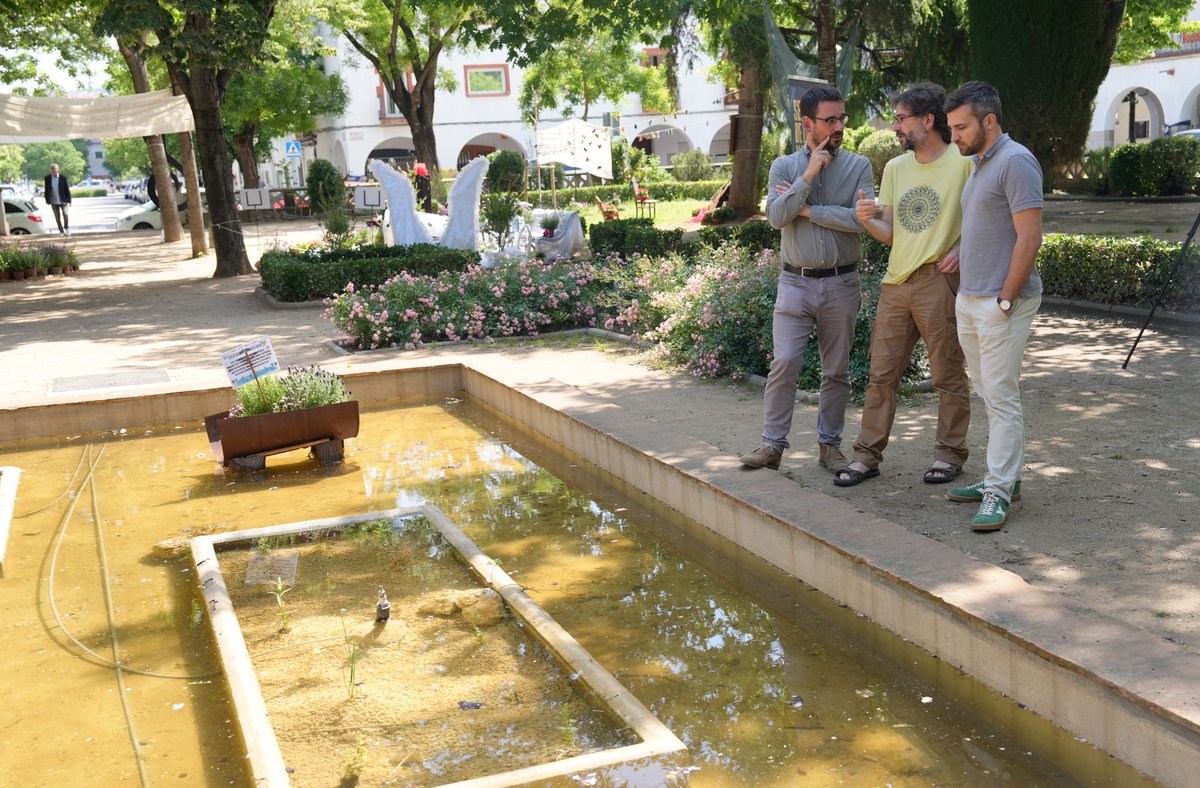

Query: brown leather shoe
left=740, top=444, right=782, bottom=470
left=818, top=444, right=851, bottom=474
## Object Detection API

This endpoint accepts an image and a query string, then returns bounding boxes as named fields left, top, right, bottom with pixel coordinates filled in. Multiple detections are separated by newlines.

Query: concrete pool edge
left=192, top=508, right=688, bottom=787
left=3, top=358, right=1198, bottom=785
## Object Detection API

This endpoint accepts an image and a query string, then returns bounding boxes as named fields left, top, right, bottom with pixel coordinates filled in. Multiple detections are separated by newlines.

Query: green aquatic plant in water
left=268, top=578, right=293, bottom=633
left=340, top=610, right=360, bottom=699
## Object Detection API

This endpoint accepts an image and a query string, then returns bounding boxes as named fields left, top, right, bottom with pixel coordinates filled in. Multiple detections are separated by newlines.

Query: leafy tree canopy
left=21, top=140, right=87, bottom=183
left=1115, top=0, right=1200, bottom=63
left=518, top=29, right=673, bottom=124
left=0, top=145, right=25, bottom=182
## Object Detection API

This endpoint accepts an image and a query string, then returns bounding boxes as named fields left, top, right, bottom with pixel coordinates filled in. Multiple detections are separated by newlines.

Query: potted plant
left=539, top=213, right=561, bottom=238
left=204, top=365, right=360, bottom=471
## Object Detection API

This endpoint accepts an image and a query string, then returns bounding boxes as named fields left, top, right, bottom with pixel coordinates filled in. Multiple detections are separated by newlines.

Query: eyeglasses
left=811, top=113, right=850, bottom=126
left=891, top=112, right=919, bottom=125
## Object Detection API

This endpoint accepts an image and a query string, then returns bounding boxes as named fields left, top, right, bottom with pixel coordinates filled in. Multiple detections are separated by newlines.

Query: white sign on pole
left=221, top=337, right=280, bottom=388
left=284, top=140, right=302, bottom=159
left=354, top=186, right=383, bottom=210
left=239, top=188, right=271, bottom=209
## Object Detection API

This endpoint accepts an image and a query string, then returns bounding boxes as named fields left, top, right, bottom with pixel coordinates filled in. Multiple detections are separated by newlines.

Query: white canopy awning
left=535, top=118, right=613, bottom=180
left=0, top=89, right=195, bottom=144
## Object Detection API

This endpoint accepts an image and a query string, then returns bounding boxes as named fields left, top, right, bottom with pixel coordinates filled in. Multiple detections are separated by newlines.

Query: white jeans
left=955, top=293, right=1040, bottom=502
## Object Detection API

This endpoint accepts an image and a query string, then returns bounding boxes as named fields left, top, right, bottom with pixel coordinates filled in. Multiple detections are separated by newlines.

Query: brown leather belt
left=782, top=261, right=858, bottom=278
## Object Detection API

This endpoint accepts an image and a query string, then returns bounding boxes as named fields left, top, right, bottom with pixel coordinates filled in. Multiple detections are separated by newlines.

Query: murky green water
left=0, top=398, right=1152, bottom=786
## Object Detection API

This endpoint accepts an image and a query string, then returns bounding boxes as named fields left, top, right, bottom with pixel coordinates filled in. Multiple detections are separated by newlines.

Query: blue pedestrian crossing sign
left=284, top=140, right=302, bottom=158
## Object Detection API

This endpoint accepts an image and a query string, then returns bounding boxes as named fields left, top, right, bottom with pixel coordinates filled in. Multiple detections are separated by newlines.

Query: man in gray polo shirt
left=740, top=85, right=874, bottom=476
left=943, top=81, right=1043, bottom=531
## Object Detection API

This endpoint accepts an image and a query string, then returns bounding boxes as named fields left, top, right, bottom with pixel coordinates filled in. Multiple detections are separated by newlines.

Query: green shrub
left=589, top=218, right=654, bottom=257
left=671, top=149, right=714, bottom=181
left=481, top=192, right=523, bottom=249
left=610, top=138, right=631, bottom=183
left=841, top=124, right=877, bottom=153
left=858, top=129, right=903, bottom=187
left=1038, top=233, right=1200, bottom=311
left=258, top=243, right=480, bottom=302
left=306, top=159, right=345, bottom=213
left=625, top=224, right=685, bottom=257
left=1147, top=135, right=1200, bottom=195
left=74, top=187, right=108, bottom=198
left=697, top=220, right=779, bottom=253
left=1082, top=148, right=1112, bottom=195
left=526, top=179, right=726, bottom=207
left=485, top=149, right=526, bottom=193
left=1109, top=143, right=1155, bottom=197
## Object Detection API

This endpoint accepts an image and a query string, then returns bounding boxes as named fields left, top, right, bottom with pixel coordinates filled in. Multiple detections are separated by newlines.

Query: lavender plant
left=229, top=365, right=351, bottom=417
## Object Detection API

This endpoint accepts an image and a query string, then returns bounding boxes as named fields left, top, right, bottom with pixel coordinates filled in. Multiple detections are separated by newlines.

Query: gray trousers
left=50, top=203, right=69, bottom=232
left=761, top=269, right=861, bottom=450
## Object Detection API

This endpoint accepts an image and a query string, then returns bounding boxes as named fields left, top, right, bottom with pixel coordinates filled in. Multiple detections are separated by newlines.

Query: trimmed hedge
left=697, top=220, right=779, bottom=252
left=526, top=179, right=727, bottom=207
left=259, top=243, right=480, bottom=302
left=1039, top=233, right=1200, bottom=312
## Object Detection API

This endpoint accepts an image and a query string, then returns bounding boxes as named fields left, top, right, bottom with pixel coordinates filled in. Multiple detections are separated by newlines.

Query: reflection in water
left=0, top=401, right=1151, bottom=786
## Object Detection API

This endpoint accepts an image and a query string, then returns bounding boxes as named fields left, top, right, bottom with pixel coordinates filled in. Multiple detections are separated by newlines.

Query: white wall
left=311, top=26, right=734, bottom=178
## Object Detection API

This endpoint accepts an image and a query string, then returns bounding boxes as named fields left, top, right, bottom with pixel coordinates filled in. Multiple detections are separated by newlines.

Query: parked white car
left=114, top=200, right=165, bottom=231
left=114, top=189, right=207, bottom=232
left=4, top=197, right=51, bottom=234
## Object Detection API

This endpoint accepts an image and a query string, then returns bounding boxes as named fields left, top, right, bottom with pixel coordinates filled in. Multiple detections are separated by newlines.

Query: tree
left=323, top=0, right=470, bottom=174
left=100, top=137, right=152, bottom=178
left=1115, top=0, right=1199, bottom=63
left=222, top=50, right=347, bottom=189
left=0, top=146, right=24, bottom=182
left=97, top=0, right=278, bottom=277
left=517, top=30, right=673, bottom=123
left=21, top=141, right=87, bottom=183
left=967, top=0, right=1126, bottom=178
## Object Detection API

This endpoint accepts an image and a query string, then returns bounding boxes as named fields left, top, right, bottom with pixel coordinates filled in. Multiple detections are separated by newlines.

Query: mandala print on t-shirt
left=897, top=185, right=941, bottom=234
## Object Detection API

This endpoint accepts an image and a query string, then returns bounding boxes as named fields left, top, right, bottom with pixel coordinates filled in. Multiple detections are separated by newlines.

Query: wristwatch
left=997, top=296, right=1013, bottom=311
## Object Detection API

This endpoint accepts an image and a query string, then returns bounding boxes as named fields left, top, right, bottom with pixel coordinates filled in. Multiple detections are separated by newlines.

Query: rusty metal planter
left=204, top=400, right=359, bottom=469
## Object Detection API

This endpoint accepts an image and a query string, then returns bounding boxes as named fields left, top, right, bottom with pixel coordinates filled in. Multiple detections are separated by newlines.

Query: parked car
left=114, top=188, right=208, bottom=232
left=4, top=198, right=51, bottom=234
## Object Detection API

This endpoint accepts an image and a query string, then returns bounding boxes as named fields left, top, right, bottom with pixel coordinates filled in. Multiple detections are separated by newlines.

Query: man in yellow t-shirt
left=834, top=83, right=973, bottom=487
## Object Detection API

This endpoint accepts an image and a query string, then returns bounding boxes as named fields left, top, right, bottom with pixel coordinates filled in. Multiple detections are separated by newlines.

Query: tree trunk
left=118, top=39, right=183, bottom=242
left=728, top=60, right=765, bottom=217
left=817, top=0, right=838, bottom=84
left=233, top=130, right=261, bottom=189
left=188, top=69, right=251, bottom=277
left=177, top=130, right=208, bottom=257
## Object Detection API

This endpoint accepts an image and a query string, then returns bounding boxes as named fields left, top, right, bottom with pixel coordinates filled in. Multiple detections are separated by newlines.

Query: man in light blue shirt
left=943, top=81, right=1044, bottom=532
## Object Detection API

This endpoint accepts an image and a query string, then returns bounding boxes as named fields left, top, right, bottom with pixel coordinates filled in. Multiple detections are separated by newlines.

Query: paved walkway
left=2, top=227, right=1198, bottom=651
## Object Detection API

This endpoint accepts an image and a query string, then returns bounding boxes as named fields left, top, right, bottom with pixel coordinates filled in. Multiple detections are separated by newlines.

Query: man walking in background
left=943, top=81, right=1044, bottom=531
left=836, top=82, right=972, bottom=487
left=44, top=163, right=72, bottom=236
left=739, top=85, right=874, bottom=476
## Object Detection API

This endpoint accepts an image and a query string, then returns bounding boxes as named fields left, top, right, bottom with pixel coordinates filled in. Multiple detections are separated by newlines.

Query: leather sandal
left=922, top=463, right=962, bottom=484
left=833, top=467, right=879, bottom=487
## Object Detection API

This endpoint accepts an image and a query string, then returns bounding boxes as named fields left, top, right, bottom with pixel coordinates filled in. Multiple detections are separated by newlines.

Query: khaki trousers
left=851, top=264, right=970, bottom=469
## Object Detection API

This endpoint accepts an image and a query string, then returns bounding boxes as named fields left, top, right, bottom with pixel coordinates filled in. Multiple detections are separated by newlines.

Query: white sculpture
left=370, top=155, right=491, bottom=250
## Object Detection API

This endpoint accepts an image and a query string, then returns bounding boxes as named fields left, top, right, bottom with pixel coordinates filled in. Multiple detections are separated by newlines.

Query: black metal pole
left=1122, top=204, right=1200, bottom=368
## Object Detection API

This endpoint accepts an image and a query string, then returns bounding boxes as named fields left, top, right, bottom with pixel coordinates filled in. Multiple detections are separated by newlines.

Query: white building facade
left=1089, top=4, right=1200, bottom=149
left=305, top=31, right=737, bottom=180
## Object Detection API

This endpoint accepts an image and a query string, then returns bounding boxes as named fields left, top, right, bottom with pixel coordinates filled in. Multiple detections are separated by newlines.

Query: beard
left=955, top=133, right=985, bottom=156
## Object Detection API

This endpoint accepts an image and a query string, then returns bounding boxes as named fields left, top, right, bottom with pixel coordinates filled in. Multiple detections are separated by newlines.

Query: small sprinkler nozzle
left=375, top=586, right=391, bottom=623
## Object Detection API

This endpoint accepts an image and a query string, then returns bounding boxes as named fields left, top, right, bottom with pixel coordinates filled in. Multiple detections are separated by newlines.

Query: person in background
left=739, top=85, right=874, bottom=477
left=943, top=81, right=1044, bottom=531
left=44, top=163, right=72, bottom=236
left=836, top=82, right=972, bottom=488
